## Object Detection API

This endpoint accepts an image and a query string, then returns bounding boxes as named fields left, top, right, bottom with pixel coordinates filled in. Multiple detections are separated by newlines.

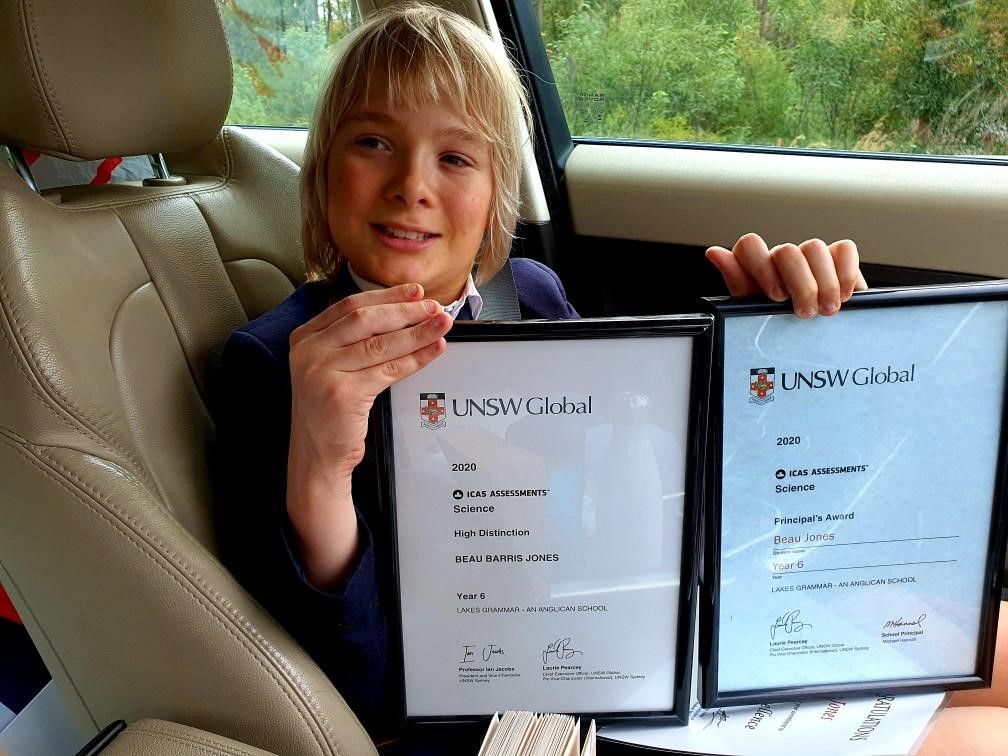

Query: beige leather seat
left=0, top=1, right=376, bottom=753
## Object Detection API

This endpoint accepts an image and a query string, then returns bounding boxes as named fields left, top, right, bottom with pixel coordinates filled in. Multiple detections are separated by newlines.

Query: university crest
left=420, top=392, right=447, bottom=430
left=749, top=368, right=775, bottom=405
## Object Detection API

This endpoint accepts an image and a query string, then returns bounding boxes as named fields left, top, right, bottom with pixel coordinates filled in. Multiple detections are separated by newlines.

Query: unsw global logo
left=750, top=367, right=775, bottom=405
left=420, top=392, right=446, bottom=430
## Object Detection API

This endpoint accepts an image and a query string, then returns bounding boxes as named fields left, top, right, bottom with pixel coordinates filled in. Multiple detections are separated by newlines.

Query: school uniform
left=212, top=258, right=578, bottom=733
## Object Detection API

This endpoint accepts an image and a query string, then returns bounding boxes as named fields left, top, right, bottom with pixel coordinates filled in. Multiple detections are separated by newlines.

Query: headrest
left=0, top=0, right=232, bottom=161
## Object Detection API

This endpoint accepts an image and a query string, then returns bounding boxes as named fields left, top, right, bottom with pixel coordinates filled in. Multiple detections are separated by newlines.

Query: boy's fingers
left=706, top=247, right=758, bottom=297
left=710, top=234, right=866, bottom=316
left=318, top=299, right=443, bottom=350
left=294, top=298, right=439, bottom=354
left=731, top=234, right=788, bottom=302
left=770, top=243, right=820, bottom=318
left=800, top=238, right=841, bottom=316
left=294, top=283, right=426, bottom=340
left=829, top=239, right=862, bottom=301
left=369, top=337, right=448, bottom=388
left=339, top=311, right=452, bottom=372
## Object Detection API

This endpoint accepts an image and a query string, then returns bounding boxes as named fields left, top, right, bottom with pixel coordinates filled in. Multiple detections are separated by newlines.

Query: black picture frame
left=377, top=315, right=713, bottom=725
left=701, top=281, right=1008, bottom=708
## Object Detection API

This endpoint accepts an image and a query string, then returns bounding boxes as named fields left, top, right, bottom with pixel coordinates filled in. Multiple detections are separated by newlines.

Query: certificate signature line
left=781, top=559, right=957, bottom=574
left=771, top=535, right=958, bottom=555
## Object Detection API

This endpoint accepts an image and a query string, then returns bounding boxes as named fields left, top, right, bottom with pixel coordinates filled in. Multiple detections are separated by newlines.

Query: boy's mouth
left=374, top=223, right=438, bottom=241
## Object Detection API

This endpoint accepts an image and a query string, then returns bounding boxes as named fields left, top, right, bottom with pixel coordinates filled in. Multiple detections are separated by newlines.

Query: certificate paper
left=705, top=286, right=1008, bottom=705
left=600, top=691, right=946, bottom=755
left=383, top=318, right=709, bottom=721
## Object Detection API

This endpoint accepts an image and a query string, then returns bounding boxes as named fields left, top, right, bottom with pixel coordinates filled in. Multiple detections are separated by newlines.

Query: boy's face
left=326, top=92, right=494, bottom=304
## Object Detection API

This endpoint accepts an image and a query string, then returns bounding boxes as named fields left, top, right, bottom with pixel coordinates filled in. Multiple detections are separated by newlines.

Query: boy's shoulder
left=231, top=281, right=331, bottom=360
left=511, top=258, right=577, bottom=319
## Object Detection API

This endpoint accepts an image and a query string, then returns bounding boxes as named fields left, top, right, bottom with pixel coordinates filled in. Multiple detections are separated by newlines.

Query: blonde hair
left=300, top=2, right=533, bottom=285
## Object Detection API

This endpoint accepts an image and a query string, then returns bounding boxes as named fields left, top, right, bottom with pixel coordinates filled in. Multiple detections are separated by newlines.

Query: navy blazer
left=212, top=258, right=578, bottom=734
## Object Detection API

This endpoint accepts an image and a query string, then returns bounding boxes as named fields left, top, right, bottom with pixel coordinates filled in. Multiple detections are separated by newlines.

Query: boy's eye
left=355, top=136, right=388, bottom=150
left=441, top=153, right=473, bottom=168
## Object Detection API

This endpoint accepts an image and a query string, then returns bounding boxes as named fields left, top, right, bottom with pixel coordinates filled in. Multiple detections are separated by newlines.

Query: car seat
left=0, top=1, right=377, bottom=753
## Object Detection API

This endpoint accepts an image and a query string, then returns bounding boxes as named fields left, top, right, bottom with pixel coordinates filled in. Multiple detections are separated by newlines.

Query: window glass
left=217, top=0, right=362, bottom=127
left=8, top=148, right=156, bottom=191
left=539, top=0, right=1008, bottom=156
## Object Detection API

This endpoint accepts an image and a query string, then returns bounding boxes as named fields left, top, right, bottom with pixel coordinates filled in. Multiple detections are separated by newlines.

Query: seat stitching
left=23, top=0, right=75, bottom=154
left=0, top=293, right=129, bottom=465
left=131, top=721, right=248, bottom=751
left=0, top=314, right=84, bottom=431
left=17, top=441, right=346, bottom=756
left=122, top=728, right=269, bottom=756
left=179, top=129, right=246, bottom=204
left=131, top=718, right=285, bottom=756
left=222, top=128, right=235, bottom=181
left=0, top=268, right=154, bottom=486
left=16, top=0, right=63, bottom=151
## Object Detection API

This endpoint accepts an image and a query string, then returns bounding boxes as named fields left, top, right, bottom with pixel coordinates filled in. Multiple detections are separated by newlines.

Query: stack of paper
left=478, top=711, right=596, bottom=756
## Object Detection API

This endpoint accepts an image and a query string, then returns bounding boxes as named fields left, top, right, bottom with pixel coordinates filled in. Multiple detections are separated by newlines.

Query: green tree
left=551, top=0, right=745, bottom=140
left=886, top=0, right=1008, bottom=154
left=735, top=29, right=799, bottom=145
left=218, top=0, right=357, bottom=127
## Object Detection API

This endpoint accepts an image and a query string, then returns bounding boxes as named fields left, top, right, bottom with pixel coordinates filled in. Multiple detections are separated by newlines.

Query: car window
left=13, top=152, right=156, bottom=191
left=218, top=0, right=363, bottom=127
left=539, top=0, right=1008, bottom=158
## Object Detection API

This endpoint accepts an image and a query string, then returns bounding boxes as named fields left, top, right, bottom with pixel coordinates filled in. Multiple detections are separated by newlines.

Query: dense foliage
left=220, top=0, right=1008, bottom=156
left=220, top=0, right=358, bottom=127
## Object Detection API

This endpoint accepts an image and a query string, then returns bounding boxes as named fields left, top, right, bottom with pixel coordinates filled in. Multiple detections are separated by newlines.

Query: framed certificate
left=379, top=316, right=712, bottom=723
left=702, top=282, right=1008, bottom=707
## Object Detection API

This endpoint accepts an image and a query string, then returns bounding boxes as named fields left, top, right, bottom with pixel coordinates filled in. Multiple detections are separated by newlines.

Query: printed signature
left=703, top=709, right=728, bottom=730
left=460, top=644, right=507, bottom=663
left=770, top=609, right=811, bottom=640
left=483, top=644, right=506, bottom=662
left=543, top=637, right=583, bottom=665
left=883, top=613, right=927, bottom=630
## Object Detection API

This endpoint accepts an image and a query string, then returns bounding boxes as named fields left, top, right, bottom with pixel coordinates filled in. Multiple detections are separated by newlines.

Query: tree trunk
left=304, top=0, right=318, bottom=31
left=754, top=0, right=773, bottom=41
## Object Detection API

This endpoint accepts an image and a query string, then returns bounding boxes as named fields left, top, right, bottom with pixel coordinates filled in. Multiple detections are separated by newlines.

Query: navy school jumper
left=212, top=258, right=578, bottom=733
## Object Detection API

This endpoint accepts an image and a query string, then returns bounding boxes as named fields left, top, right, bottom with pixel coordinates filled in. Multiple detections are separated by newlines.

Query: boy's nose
left=386, top=156, right=431, bottom=207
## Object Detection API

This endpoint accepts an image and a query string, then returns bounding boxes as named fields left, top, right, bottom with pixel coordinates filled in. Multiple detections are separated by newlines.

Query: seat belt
left=476, top=258, right=521, bottom=320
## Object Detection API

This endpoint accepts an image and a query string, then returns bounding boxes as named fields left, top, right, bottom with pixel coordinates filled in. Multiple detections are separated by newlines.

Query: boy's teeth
left=385, top=226, right=429, bottom=240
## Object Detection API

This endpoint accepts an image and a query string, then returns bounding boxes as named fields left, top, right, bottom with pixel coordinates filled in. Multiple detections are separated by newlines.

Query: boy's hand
left=706, top=233, right=868, bottom=318
left=288, top=283, right=450, bottom=478
left=286, top=283, right=451, bottom=588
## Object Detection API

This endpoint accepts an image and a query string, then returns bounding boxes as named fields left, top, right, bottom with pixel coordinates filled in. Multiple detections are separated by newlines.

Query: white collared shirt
left=347, top=266, right=483, bottom=320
